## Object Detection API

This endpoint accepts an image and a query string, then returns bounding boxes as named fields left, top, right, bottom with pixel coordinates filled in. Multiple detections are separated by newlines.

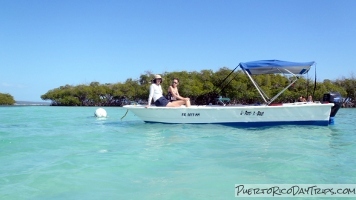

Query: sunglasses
left=173, top=82, right=178, bottom=84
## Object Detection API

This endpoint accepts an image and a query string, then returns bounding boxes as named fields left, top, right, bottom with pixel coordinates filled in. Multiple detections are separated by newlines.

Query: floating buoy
left=94, top=108, right=107, bottom=118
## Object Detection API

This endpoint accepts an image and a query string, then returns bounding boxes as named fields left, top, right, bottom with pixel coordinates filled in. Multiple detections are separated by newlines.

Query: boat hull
left=123, top=103, right=334, bottom=126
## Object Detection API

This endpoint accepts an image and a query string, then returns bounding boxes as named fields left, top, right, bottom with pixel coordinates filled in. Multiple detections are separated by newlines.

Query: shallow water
left=0, top=106, right=355, bottom=199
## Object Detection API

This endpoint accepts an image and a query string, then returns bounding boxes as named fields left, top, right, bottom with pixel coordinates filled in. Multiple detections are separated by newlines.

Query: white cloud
left=1, top=82, right=27, bottom=88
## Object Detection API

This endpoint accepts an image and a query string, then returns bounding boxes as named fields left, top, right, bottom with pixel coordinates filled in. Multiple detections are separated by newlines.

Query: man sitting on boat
left=298, top=96, right=307, bottom=102
left=145, top=75, right=191, bottom=108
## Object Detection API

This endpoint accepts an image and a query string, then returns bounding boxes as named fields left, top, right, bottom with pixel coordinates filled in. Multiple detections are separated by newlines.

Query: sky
left=1, top=0, right=355, bottom=101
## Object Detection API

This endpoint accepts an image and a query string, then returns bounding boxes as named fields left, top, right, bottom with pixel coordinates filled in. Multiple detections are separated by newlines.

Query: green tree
left=0, top=93, right=15, bottom=105
left=334, top=74, right=356, bottom=103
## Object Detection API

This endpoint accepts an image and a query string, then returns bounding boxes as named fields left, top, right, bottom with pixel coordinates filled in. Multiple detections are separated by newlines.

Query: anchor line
left=121, top=109, right=129, bottom=121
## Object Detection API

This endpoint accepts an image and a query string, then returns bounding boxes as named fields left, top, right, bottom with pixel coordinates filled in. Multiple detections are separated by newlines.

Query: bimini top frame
left=239, top=60, right=315, bottom=105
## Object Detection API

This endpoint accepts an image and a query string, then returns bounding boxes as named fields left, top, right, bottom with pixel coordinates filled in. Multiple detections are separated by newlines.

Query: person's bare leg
left=166, top=100, right=185, bottom=107
left=185, top=98, right=191, bottom=107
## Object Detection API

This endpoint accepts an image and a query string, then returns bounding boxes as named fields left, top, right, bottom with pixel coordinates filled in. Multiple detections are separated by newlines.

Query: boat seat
left=215, top=97, right=230, bottom=106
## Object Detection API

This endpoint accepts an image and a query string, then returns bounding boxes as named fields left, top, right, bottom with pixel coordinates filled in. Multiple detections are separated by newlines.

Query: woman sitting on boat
left=146, top=75, right=190, bottom=108
left=168, top=78, right=191, bottom=106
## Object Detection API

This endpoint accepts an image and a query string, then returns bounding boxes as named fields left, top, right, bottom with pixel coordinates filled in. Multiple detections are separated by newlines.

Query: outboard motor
left=322, top=92, right=342, bottom=125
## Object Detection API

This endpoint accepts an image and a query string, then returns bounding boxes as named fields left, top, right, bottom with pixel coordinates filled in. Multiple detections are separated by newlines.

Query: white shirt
left=148, top=84, right=163, bottom=106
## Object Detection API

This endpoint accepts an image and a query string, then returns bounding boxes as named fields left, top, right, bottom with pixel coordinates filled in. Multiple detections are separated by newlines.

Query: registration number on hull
left=181, top=113, right=200, bottom=117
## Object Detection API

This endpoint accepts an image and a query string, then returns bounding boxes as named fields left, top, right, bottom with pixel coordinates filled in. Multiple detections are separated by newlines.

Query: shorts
left=154, top=96, right=169, bottom=107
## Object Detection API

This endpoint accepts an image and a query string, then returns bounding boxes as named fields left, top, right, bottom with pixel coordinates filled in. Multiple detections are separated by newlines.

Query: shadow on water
left=328, top=126, right=356, bottom=150
left=93, top=117, right=337, bottom=132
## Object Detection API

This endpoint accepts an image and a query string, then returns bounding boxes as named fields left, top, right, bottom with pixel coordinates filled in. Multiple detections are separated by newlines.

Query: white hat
left=152, top=74, right=163, bottom=83
left=154, top=74, right=162, bottom=79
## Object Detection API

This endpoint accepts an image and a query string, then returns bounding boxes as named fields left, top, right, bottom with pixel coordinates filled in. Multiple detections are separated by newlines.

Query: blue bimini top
left=239, top=60, right=315, bottom=75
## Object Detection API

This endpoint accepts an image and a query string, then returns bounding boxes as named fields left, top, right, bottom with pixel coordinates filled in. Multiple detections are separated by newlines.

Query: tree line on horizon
left=1, top=68, right=355, bottom=106
left=38, top=68, right=355, bottom=107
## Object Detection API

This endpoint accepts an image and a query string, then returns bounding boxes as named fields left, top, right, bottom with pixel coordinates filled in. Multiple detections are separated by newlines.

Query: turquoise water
left=0, top=106, right=355, bottom=199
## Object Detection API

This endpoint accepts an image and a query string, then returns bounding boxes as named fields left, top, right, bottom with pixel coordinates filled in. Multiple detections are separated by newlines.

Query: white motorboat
left=124, top=60, right=342, bottom=126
